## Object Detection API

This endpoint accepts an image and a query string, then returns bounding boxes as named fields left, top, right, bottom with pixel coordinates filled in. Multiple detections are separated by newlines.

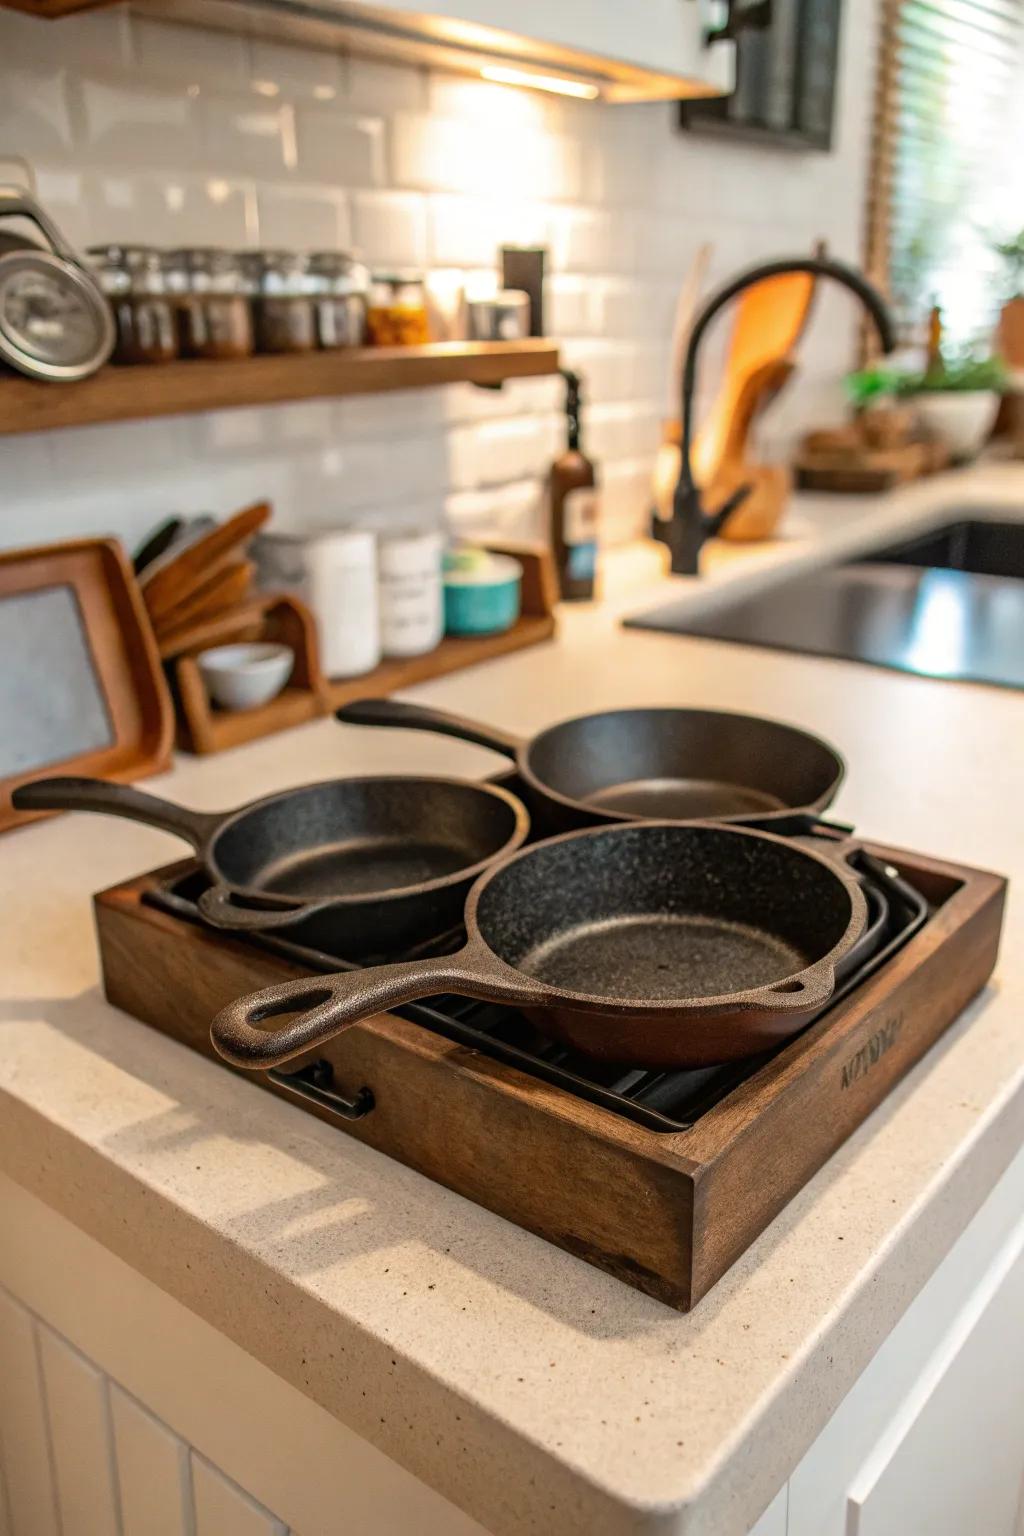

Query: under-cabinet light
left=479, top=66, right=600, bottom=100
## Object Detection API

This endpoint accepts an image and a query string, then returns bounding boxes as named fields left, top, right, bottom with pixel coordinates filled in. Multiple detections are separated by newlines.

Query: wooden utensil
left=153, top=559, right=255, bottom=641
left=156, top=594, right=269, bottom=661
left=141, top=502, right=269, bottom=623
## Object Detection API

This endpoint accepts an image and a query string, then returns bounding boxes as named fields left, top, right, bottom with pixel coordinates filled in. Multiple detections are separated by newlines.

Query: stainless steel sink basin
left=625, top=515, right=1024, bottom=690
left=860, top=519, right=1024, bottom=580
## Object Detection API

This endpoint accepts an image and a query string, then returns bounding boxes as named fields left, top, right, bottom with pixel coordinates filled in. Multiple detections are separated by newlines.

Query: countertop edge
left=3, top=1020, right=1024, bottom=1536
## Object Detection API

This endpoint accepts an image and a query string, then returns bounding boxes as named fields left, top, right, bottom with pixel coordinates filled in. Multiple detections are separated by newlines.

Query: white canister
left=378, top=528, right=443, bottom=658
left=306, top=529, right=380, bottom=678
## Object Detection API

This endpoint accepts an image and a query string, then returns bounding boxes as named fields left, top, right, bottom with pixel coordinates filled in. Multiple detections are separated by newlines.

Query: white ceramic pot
left=913, top=390, right=999, bottom=461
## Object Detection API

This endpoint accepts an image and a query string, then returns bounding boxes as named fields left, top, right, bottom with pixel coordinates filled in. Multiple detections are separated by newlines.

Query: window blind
left=867, top=0, right=1024, bottom=349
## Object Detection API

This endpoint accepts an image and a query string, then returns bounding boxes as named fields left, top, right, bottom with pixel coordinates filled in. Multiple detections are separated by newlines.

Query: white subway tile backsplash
left=588, top=403, right=662, bottom=462
left=340, top=56, right=427, bottom=115
left=32, top=166, right=91, bottom=250
left=351, top=190, right=428, bottom=264
left=550, top=206, right=637, bottom=274
left=447, top=415, right=553, bottom=491
left=256, top=183, right=350, bottom=250
left=393, top=111, right=582, bottom=202
left=85, top=170, right=256, bottom=248
left=294, top=106, right=385, bottom=186
left=0, top=67, right=75, bottom=162
left=599, top=456, right=656, bottom=542
left=336, top=387, right=447, bottom=441
left=545, top=275, right=596, bottom=337
left=248, top=38, right=343, bottom=100
left=198, top=93, right=296, bottom=178
left=427, top=195, right=542, bottom=268
left=71, top=73, right=202, bottom=168
left=51, top=417, right=196, bottom=485
left=131, top=17, right=248, bottom=91
left=0, top=4, right=873, bottom=555
left=445, top=478, right=544, bottom=541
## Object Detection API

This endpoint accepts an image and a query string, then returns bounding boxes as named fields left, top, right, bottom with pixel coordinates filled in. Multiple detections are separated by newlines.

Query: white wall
left=0, top=2, right=877, bottom=557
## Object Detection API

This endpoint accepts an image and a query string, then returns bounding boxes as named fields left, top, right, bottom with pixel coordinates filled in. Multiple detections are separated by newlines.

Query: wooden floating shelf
left=325, top=614, right=557, bottom=712
left=171, top=543, right=559, bottom=755
left=0, top=340, right=561, bottom=436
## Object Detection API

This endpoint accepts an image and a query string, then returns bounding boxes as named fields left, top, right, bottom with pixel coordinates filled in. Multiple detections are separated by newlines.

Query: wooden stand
left=171, top=594, right=324, bottom=755
left=94, top=843, right=1005, bottom=1310
left=170, top=543, right=557, bottom=755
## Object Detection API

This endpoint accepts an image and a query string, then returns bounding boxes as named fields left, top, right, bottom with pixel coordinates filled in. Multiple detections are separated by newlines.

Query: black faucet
left=663, top=254, right=898, bottom=576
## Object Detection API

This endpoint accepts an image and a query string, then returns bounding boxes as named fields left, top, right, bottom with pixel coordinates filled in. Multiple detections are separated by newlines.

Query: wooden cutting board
left=1, top=538, right=173, bottom=831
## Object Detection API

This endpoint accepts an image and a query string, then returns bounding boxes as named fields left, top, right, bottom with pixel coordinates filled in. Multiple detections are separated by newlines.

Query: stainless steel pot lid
left=0, top=248, right=115, bottom=381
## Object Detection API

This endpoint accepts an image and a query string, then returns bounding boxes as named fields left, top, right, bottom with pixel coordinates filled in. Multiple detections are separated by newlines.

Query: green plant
left=844, top=366, right=900, bottom=409
left=993, top=229, right=1024, bottom=300
left=896, top=354, right=1007, bottom=394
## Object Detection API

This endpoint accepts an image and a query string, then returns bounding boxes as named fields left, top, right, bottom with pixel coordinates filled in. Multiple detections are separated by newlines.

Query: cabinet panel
left=110, top=1385, right=192, bottom=1536
left=789, top=1145, right=1024, bottom=1536
left=848, top=1231, right=1024, bottom=1536
left=0, top=1289, right=59, bottom=1536
left=37, top=1325, right=120, bottom=1536
left=192, top=1455, right=287, bottom=1536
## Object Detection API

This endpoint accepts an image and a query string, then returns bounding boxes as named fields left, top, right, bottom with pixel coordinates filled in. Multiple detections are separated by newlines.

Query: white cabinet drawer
left=789, top=1145, right=1024, bottom=1536
left=847, top=1230, right=1024, bottom=1536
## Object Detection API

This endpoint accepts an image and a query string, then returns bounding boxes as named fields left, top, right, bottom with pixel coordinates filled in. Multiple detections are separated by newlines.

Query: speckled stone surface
left=2, top=467, right=1023, bottom=1536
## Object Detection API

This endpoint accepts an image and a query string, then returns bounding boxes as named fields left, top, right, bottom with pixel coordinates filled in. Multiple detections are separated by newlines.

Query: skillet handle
left=198, top=886, right=334, bottom=932
left=210, top=948, right=545, bottom=1069
left=335, top=697, right=524, bottom=759
left=11, top=776, right=219, bottom=849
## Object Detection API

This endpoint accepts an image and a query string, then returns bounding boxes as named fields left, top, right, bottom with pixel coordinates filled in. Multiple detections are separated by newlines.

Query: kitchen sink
left=625, top=515, right=1024, bottom=690
left=860, top=519, right=1024, bottom=580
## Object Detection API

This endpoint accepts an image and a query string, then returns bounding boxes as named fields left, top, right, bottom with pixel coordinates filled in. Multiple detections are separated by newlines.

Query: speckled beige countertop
left=2, top=464, right=1023, bottom=1536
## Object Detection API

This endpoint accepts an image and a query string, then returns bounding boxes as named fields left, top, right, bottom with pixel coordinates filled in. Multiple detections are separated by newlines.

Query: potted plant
left=895, top=355, right=1006, bottom=462
left=993, top=229, right=1024, bottom=369
left=844, top=366, right=917, bottom=448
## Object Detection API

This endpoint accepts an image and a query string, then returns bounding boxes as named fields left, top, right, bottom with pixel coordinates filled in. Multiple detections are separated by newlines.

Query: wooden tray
left=1, top=538, right=173, bottom=832
left=94, top=843, right=1005, bottom=1310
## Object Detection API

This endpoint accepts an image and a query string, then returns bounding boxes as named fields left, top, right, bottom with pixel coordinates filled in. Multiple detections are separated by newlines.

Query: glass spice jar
left=168, top=248, right=254, bottom=360
left=308, top=251, right=369, bottom=349
left=87, top=244, right=178, bottom=365
left=252, top=251, right=317, bottom=354
left=366, top=271, right=430, bottom=347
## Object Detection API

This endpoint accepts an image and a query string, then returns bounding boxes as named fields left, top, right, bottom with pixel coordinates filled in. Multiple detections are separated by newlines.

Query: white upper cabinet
left=228, top=0, right=736, bottom=100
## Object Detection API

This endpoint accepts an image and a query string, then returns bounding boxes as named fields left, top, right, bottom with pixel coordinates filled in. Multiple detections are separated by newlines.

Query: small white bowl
left=197, top=642, right=294, bottom=711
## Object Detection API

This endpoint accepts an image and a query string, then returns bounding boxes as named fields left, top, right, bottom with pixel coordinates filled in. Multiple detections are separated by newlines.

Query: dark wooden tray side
left=94, top=845, right=1006, bottom=1310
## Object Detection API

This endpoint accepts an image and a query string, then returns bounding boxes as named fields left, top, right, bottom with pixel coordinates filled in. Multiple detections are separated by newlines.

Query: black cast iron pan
left=336, top=698, right=845, bottom=831
left=13, top=774, right=529, bottom=955
left=211, top=821, right=868, bottom=1071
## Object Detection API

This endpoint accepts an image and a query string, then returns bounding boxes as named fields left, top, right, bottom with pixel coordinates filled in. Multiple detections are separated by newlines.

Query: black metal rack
left=146, top=828, right=928, bottom=1136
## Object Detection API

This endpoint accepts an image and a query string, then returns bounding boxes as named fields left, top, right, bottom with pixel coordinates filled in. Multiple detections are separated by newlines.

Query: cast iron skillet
left=211, top=821, right=868, bottom=1071
left=336, top=698, right=845, bottom=830
left=13, top=774, right=529, bottom=956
